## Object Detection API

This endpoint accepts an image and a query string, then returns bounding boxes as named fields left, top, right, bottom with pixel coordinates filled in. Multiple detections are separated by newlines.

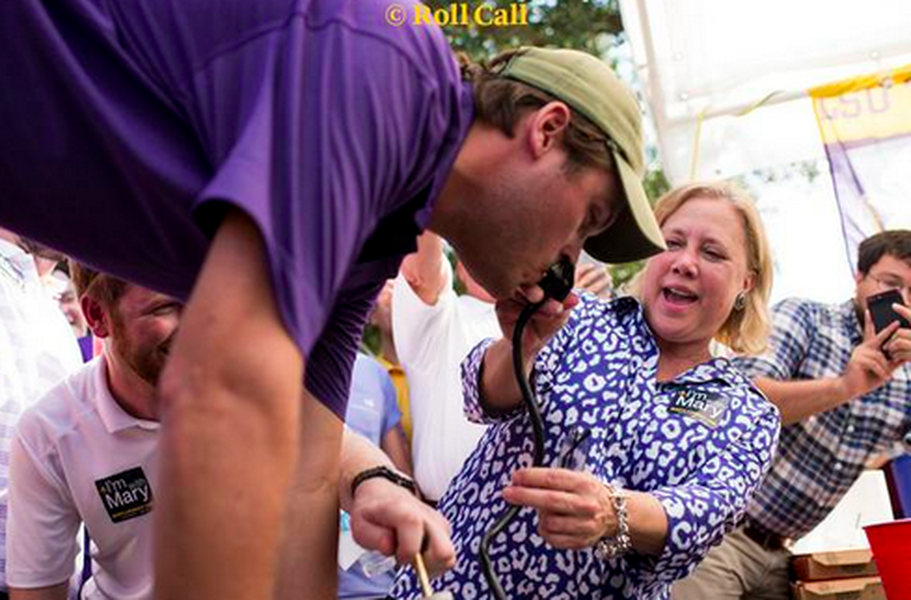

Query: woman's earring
left=734, top=292, right=746, bottom=311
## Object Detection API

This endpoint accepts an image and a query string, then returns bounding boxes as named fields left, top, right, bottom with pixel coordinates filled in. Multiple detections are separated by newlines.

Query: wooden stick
left=414, top=553, right=433, bottom=598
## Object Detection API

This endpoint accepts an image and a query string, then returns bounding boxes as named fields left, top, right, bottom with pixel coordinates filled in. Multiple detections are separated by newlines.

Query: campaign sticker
left=95, top=467, right=153, bottom=523
left=668, top=389, right=730, bottom=428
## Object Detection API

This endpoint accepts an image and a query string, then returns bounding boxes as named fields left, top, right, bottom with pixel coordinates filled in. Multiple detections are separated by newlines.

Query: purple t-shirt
left=0, top=0, right=473, bottom=416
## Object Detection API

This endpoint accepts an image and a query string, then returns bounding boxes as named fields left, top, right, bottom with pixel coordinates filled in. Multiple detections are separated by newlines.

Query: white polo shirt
left=7, top=356, right=158, bottom=600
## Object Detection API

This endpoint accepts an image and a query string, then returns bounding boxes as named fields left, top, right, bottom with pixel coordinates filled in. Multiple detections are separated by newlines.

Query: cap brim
left=584, top=154, right=666, bottom=264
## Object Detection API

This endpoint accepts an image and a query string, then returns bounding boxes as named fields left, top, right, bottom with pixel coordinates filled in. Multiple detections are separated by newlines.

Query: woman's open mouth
left=662, top=286, right=698, bottom=306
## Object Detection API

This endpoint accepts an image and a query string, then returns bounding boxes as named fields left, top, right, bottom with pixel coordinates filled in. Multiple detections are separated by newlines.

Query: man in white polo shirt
left=6, top=265, right=453, bottom=600
left=6, top=264, right=180, bottom=600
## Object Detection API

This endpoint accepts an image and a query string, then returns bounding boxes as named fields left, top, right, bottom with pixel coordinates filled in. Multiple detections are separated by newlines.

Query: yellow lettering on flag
left=811, top=64, right=911, bottom=145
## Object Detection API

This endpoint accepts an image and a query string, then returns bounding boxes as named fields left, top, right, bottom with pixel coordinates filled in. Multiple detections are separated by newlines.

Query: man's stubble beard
left=111, top=313, right=170, bottom=388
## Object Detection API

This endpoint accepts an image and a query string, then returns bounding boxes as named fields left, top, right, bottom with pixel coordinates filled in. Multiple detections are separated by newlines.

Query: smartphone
left=867, top=289, right=910, bottom=333
left=538, top=257, right=575, bottom=302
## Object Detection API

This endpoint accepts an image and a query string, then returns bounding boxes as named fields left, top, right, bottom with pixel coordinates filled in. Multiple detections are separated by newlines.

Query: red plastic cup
left=864, top=518, right=911, bottom=599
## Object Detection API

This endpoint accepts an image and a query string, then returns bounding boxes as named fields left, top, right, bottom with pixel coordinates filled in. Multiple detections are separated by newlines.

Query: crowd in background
left=4, top=1, right=911, bottom=597
left=3, top=197, right=910, bottom=600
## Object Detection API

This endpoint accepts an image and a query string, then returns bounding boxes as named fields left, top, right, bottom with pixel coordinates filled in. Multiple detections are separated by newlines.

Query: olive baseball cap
left=498, top=47, right=665, bottom=264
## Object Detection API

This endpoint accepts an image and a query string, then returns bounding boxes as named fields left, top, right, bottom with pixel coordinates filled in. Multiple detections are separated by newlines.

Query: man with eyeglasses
left=675, top=230, right=911, bottom=600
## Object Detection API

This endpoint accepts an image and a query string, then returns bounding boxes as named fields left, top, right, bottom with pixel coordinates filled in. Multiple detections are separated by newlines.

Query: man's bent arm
left=276, top=391, right=345, bottom=600
left=156, top=210, right=316, bottom=599
left=756, top=308, right=904, bottom=426
left=756, top=322, right=901, bottom=426
left=755, top=377, right=852, bottom=425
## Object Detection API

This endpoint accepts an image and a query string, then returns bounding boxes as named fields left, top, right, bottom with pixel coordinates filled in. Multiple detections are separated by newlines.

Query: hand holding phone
left=866, top=289, right=911, bottom=333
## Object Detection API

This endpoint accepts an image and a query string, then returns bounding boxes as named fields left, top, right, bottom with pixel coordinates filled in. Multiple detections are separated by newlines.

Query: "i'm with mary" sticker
left=668, top=389, right=730, bottom=428
left=95, top=467, right=154, bottom=523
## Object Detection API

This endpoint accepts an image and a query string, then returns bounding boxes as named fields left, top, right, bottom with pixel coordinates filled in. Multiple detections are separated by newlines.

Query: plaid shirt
left=737, top=297, right=911, bottom=540
left=0, top=239, right=81, bottom=589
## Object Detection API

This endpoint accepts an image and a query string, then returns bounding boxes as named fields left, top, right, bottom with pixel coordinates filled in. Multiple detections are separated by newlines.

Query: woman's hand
left=574, top=262, right=613, bottom=298
left=495, top=293, right=579, bottom=361
left=501, top=467, right=617, bottom=550
left=477, top=293, right=579, bottom=416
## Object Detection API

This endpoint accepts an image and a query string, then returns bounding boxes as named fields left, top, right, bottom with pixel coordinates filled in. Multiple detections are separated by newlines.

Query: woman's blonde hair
left=632, top=182, right=773, bottom=355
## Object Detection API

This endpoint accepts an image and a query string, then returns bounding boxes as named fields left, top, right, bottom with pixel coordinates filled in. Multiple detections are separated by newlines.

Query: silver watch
left=594, top=486, right=632, bottom=560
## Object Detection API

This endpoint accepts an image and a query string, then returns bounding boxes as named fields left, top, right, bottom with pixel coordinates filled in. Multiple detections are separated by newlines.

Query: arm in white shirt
left=7, top=431, right=81, bottom=594
left=399, top=232, right=447, bottom=305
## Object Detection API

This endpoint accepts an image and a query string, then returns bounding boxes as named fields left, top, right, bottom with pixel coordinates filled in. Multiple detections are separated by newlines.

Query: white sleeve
left=391, top=259, right=458, bottom=371
left=6, top=427, right=81, bottom=588
left=392, top=260, right=491, bottom=500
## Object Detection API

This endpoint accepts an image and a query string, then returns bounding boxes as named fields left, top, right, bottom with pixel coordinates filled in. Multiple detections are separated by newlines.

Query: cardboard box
left=792, top=549, right=878, bottom=581
left=791, top=577, right=885, bottom=600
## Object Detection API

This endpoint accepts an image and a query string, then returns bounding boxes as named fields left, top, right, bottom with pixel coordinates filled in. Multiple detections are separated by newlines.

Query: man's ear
left=81, top=295, right=110, bottom=338
left=526, top=101, right=571, bottom=159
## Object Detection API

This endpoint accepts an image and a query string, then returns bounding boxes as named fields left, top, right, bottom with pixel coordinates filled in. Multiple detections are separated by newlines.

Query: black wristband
left=351, top=465, right=417, bottom=499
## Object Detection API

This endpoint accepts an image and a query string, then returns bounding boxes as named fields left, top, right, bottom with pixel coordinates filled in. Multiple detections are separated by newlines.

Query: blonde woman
left=392, top=182, right=780, bottom=599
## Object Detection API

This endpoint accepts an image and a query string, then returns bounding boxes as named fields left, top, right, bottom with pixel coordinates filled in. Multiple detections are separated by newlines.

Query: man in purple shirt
left=0, top=0, right=664, bottom=597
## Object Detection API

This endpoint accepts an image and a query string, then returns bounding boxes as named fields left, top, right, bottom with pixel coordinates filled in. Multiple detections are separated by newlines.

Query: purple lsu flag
left=811, top=65, right=911, bottom=272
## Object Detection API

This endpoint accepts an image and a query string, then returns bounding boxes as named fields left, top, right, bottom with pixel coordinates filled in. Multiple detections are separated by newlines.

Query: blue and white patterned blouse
left=391, top=296, right=780, bottom=599
left=738, top=298, right=911, bottom=539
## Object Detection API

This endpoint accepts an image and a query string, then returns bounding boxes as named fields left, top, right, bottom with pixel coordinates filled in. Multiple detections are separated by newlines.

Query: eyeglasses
left=869, top=274, right=911, bottom=298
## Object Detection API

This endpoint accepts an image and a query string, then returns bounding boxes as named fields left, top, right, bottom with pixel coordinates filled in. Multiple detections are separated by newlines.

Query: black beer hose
left=479, top=258, right=574, bottom=600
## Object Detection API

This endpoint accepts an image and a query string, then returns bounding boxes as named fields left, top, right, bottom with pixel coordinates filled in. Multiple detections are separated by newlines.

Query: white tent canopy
left=617, top=0, right=911, bottom=304
left=619, top=0, right=911, bottom=183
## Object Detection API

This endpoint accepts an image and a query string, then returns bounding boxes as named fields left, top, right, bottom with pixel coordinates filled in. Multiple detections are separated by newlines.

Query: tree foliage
left=423, top=0, right=623, bottom=59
